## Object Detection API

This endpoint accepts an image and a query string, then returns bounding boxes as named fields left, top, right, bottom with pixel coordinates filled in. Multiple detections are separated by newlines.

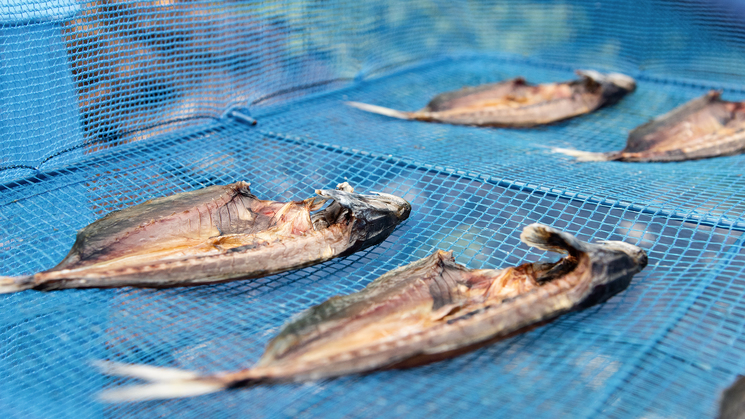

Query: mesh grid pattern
left=2, top=1, right=745, bottom=418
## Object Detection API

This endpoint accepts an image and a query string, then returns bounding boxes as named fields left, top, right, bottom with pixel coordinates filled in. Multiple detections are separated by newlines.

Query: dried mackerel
left=556, top=91, right=745, bottom=162
left=347, top=70, right=635, bottom=127
left=0, top=182, right=410, bottom=293
left=96, top=223, right=647, bottom=401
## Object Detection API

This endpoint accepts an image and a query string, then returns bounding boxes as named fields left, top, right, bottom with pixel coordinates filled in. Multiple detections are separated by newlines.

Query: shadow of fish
left=555, top=91, right=745, bottom=162
left=95, top=223, right=647, bottom=401
left=0, top=182, right=411, bottom=293
left=347, top=70, right=635, bottom=127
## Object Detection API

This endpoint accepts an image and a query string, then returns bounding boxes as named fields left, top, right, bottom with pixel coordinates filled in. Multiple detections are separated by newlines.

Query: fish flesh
left=96, top=223, right=647, bottom=401
left=1, top=182, right=410, bottom=293
left=720, top=375, right=745, bottom=419
left=555, top=91, right=745, bottom=162
left=0, top=182, right=411, bottom=293
left=96, top=224, right=647, bottom=401
left=347, top=70, right=636, bottom=127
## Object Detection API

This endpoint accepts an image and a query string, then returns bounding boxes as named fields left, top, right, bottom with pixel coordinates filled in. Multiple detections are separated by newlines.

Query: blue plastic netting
left=1, top=1, right=745, bottom=418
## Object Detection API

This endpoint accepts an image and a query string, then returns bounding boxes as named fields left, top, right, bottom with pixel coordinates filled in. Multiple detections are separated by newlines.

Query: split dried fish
left=555, top=91, right=745, bottom=162
left=0, top=182, right=411, bottom=293
left=96, top=223, right=647, bottom=401
left=347, top=70, right=635, bottom=127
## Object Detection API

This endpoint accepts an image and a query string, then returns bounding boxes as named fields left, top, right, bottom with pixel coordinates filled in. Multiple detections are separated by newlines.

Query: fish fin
left=551, top=147, right=613, bottom=161
left=93, top=360, right=201, bottom=381
left=98, top=381, right=225, bottom=402
left=520, top=224, right=590, bottom=257
left=345, top=101, right=412, bottom=120
left=0, top=275, right=36, bottom=294
left=94, top=360, right=225, bottom=402
left=304, top=196, right=330, bottom=212
left=97, top=381, right=225, bottom=403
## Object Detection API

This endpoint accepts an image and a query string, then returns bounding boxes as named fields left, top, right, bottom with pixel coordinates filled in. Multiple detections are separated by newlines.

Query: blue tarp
left=1, top=1, right=744, bottom=417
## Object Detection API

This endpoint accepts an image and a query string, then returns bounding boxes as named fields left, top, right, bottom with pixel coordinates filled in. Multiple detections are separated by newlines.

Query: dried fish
left=555, top=91, right=745, bottom=162
left=0, top=182, right=411, bottom=293
left=347, top=70, right=635, bottom=127
left=96, top=223, right=647, bottom=401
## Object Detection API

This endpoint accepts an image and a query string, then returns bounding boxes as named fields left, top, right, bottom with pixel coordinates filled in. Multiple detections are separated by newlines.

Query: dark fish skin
left=96, top=224, right=647, bottom=401
left=347, top=70, right=636, bottom=127
left=0, top=182, right=411, bottom=293
left=721, top=376, right=745, bottom=419
left=556, top=91, right=745, bottom=162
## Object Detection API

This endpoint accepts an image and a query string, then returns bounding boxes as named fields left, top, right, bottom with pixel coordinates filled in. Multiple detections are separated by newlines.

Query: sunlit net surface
left=2, top=1, right=745, bottom=418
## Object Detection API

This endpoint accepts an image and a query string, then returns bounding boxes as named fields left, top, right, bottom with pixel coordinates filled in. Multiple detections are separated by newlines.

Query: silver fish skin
left=0, top=182, right=411, bottom=293
left=96, top=223, right=647, bottom=402
left=555, top=90, right=745, bottom=162
left=347, top=70, right=635, bottom=127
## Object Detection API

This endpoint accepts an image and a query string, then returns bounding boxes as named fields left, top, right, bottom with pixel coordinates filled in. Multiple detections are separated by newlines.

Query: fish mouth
left=314, top=187, right=412, bottom=253
left=597, top=240, right=648, bottom=269
left=363, top=192, right=412, bottom=221
left=605, top=73, right=637, bottom=92
left=315, top=188, right=412, bottom=222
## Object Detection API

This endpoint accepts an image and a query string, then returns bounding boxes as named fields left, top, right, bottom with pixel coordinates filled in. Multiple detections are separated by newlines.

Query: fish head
left=567, top=239, right=648, bottom=310
left=605, top=73, right=636, bottom=92
left=315, top=188, right=411, bottom=252
left=521, top=224, right=647, bottom=271
left=596, top=240, right=648, bottom=270
left=576, top=70, right=637, bottom=96
left=363, top=192, right=413, bottom=223
left=521, top=224, right=647, bottom=309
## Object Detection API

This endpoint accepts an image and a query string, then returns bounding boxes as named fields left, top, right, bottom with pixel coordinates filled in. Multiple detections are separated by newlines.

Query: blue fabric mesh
left=2, top=1, right=745, bottom=418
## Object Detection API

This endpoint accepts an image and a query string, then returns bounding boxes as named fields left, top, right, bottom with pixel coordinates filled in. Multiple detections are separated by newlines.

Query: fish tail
left=520, top=224, right=589, bottom=257
left=345, top=101, right=412, bottom=120
left=551, top=147, right=613, bottom=161
left=0, top=275, right=36, bottom=294
left=94, top=360, right=227, bottom=402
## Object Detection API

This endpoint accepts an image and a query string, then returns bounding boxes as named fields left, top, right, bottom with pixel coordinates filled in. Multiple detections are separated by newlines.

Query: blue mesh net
left=2, top=1, right=745, bottom=417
